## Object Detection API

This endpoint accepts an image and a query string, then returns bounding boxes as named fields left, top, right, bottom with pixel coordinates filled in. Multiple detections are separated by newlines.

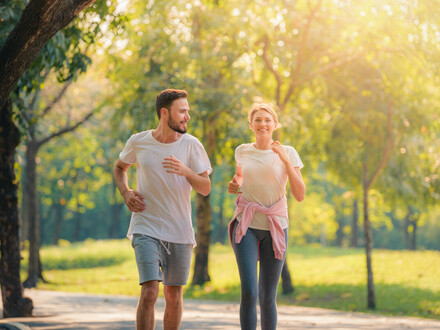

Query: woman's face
left=250, top=110, right=276, bottom=138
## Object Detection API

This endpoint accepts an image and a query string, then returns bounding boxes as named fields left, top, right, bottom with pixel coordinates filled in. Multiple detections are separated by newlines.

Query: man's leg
left=163, top=285, right=183, bottom=330
left=161, top=240, right=192, bottom=330
left=136, top=280, right=159, bottom=330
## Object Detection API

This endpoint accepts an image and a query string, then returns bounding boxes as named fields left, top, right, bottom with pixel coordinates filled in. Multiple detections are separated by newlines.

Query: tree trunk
left=74, top=201, right=82, bottom=242
left=403, top=210, right=411, bottom=249
left=281, top=261, right=294, bottom=294
left=20, top=161, right=29, bottom=245
left=335, top=205, right=344, bottom=247
left=350, top=199, right=358, bottom=247
left=23, top=141, right=41, bottom=288
left=281, top=190, right=294, bottom=294
left=53, top=203, right=64, bottom=245
left=363, top=165, right=375, bottom=309
left=0, top=100, right=33, bottom=317
left=192, top=193, right=211, bottom=285
left=212, top=190, right=227, bottom=244
left=411, top=215, right=418, bottom=251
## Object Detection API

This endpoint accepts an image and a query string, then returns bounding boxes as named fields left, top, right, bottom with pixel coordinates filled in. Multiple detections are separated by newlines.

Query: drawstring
left=159, top=240, right=171, bottom=255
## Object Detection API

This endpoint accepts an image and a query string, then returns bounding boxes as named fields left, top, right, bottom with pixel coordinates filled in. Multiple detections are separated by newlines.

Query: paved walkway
left=1, top=289, right=440, bottom=329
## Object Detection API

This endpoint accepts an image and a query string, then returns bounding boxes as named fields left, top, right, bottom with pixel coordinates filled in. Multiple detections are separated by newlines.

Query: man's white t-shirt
left=119, top=130, right=212, bottom=246
left=235, top=143, right=304, bottom=230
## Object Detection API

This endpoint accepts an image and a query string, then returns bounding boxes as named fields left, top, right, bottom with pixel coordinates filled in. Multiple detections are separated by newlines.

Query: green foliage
left=21, top=239, right=130, bottom=271
left=20, top=0, right=439, bottom=251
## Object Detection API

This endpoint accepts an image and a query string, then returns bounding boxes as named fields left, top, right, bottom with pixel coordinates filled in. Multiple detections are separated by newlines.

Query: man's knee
left=140, top=281, right=159, bottom=307
left=164, top=286, right=183, bottom=306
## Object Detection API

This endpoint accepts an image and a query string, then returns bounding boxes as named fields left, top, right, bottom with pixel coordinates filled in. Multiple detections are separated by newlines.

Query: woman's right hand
left=228, top=177, right=241, bottom=194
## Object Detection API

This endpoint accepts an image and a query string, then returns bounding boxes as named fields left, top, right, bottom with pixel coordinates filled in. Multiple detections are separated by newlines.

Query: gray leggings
left=232, top=220, right=288, bottom=330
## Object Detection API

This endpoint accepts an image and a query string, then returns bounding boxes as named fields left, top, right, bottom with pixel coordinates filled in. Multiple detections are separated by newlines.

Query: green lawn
left=21, top=239, right=440, bottom=320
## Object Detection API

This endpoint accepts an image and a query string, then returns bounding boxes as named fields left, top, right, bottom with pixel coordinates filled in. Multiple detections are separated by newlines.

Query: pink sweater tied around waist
left=228, top=194, right=288, bottom=260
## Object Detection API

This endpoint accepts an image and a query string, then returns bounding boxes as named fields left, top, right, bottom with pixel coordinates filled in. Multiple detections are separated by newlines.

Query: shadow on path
left=0, top=289, right=439, bottom=329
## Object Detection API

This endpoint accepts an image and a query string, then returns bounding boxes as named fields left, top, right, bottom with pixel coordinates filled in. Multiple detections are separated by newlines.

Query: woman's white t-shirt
left=235, top=143, right=304, bottom=230
left=119, top=130, right=212, bottom=246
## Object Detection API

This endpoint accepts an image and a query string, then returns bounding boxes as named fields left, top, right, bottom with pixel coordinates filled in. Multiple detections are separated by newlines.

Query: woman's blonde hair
left=248, top=103, right=279, bottom=127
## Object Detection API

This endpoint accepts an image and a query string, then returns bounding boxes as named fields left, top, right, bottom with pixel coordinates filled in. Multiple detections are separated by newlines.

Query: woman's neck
left=254, top=136, right=273, bottom=150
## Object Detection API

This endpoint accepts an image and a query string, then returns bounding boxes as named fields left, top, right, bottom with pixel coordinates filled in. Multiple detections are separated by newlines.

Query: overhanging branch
left=0, top=0, right=96, bottom=111
left=36, top=110, right=95, bottom=148
left=282, top=0, right=322, bottom=110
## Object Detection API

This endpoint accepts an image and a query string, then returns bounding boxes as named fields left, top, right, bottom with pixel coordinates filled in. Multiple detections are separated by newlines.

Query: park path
left=1, top=289, right=440, bottom=329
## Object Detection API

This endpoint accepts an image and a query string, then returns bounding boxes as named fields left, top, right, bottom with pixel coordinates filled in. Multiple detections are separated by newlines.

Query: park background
left=1, top=0, right=439, bottom=321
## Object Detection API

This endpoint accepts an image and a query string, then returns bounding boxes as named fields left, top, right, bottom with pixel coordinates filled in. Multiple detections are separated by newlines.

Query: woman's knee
left=241, top=284, right=258, bottom=304
left=260, top=294, right=276, bottom=309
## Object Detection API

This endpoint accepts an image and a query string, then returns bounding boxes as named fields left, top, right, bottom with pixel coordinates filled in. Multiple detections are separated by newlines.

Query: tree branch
left=282, top=0, right=322, bottom=110
left=0, top=0, right=96, bottom=111
left=36, top=109, right=94, bottom=148
left=297, top=51, right=365, bottom=86
left=29, top=70, right=51, bottom=113
left=38, top=79, right=73, bottom=119
left=258, top=35, right=282, bottom=106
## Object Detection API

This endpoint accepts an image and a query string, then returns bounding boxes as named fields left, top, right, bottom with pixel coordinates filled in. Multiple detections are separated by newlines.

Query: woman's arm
left=285, top=165, right=306, bottom=202
left=272, top=141, right=306, bottom=202
left=228, top=165, right=242, bottom=194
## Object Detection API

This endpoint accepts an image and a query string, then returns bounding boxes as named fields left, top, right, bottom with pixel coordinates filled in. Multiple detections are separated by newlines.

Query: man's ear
left=161, top=107, right=169, bottom=119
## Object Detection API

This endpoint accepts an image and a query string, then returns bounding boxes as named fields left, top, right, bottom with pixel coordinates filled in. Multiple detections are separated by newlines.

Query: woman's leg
left=258, top=229, right=288, bottom=330
left=232, top=221, right=259, bottom=330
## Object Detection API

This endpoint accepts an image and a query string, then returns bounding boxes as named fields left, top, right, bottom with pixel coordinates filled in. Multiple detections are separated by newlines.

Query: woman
left=228, top=103, right=306, bottom=330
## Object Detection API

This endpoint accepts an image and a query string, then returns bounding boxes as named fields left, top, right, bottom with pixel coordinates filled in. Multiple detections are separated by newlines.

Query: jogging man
left=113, top=89, right=211, bottom=329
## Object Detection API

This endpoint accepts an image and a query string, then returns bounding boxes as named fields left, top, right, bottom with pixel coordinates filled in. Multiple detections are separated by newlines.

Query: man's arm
left=186, top=170, right=211, bottom=196
left=162, top=155, right=211, bottom=196
left=113, top=158, right=146, bottom=212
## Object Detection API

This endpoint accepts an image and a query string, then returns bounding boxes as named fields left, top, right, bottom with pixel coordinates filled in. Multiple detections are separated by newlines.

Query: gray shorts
left=131, top=234, right=193, bottom=286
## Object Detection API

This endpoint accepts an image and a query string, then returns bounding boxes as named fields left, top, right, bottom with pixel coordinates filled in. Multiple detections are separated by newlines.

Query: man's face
left=166, top=98, right=191, bottom=134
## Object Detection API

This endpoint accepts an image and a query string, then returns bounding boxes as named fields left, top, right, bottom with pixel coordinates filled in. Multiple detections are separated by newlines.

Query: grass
left=21, top=239, right=440, bottom=320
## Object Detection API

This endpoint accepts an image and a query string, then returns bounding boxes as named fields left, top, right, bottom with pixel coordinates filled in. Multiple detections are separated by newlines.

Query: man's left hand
left=162, top=155, right=191, bottom=177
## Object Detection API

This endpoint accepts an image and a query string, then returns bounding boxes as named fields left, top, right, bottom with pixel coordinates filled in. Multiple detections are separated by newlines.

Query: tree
left=20, top=74, right=97, bottom=288
left=0, top=0, right=100, bottom=317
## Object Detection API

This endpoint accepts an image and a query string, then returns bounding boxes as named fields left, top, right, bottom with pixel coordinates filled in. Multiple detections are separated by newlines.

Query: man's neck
left=152, top=121, right=182, bottom=143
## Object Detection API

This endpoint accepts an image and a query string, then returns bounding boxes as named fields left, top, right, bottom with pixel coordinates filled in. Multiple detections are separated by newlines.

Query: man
left=113, top=89, right=211, bottom=330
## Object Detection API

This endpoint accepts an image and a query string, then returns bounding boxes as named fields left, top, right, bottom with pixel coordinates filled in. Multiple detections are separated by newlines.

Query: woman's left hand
left=272, top=141, right=290, bottom=165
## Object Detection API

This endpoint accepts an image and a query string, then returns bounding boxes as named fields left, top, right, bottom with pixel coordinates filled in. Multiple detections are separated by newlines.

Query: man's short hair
left=155, top=89, right=188, bottom=119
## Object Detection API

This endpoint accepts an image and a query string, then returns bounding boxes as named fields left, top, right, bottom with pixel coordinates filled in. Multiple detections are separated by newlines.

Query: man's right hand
left=122, top=190, right=146, bottom=212
left=228, top=177, right=241, bottom=194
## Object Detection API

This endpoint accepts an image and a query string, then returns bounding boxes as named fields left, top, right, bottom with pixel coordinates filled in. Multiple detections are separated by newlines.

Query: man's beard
left=167, top=117, right=187, bottom=134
